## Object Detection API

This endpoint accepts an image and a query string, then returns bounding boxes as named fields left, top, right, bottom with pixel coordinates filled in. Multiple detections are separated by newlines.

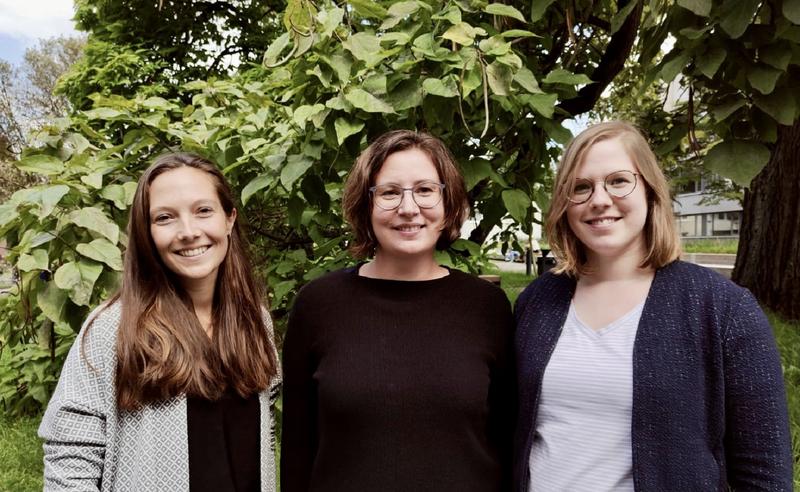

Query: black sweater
left=281, top=266, right=515, bottom=492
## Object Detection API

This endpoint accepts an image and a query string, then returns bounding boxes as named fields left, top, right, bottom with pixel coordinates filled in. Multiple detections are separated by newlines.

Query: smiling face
left=566, top=137, right=649, bottom=263
left=370, top=147, right=445, bottom=263
left=148, top=166, right=236, bottom=292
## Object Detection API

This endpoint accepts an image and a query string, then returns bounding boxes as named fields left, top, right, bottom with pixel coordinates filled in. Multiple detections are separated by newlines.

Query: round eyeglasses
left=369, top=181, right=446, bottom=210
left=568, top=170, right=641, bottom=204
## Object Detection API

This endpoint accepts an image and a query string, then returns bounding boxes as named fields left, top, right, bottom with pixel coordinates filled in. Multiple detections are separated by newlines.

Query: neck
left=363, top=250, right=447, bottom=280
left=582, top=244, right=652, bottom=282
left=182, top=281, right=215, bottom=334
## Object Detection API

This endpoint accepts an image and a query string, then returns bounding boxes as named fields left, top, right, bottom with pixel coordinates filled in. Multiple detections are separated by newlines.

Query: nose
left=176, top=216, right=201, bottom=240
left=396, top=189, right=420, bottom=215
left=587, top=181, right=612, bottom=208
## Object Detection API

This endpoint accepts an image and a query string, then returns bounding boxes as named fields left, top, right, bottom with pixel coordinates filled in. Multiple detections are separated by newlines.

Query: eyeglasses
left=369, top=181, right=446, bottom=210
left=568, top=170, right=641, bottom=204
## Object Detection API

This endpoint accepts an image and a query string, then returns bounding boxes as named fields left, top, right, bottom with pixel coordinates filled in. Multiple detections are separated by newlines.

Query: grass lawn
left=681, top=238, right=739, bottom=254
left=0, top=414, right=43, bottom=491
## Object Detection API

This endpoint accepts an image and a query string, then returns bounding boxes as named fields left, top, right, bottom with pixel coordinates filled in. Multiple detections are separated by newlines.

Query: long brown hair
left=546, top=121, right=681, bottom=276
left=342, top=130, right=469, bottom=258
left=104, top=152, right=277, bottom=410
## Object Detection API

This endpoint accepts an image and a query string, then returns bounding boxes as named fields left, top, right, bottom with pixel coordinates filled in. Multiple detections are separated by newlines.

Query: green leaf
left=242, top=174, right=273, bottom=205
left=317, top=7, right=345, bottom=38
left=0, top=202, right=19, bottom=231
left=264, top=32, right=291, bottom=66
left=513, top=67, right=542, bottom=93
left=16, top=155, right=64, bottom=175
left=759, top=44, right=792, bottom=71
left=502, top=189, right=530, bottom=223
left=68, top=207, right=120, bottom=244
left=343, top=32, right=382, bottom=66
left=539, top=118, right=572, bottom=144
left=293, top=104, right=326, bottom=127
left=345, top=88, right=395, bottom=113
left=442, top=22, right=480, bottom=45
left=81, top=172, right=103, bottom=189
left=271, top=279, right=296, bottom=304
left=696, top=47, right=726, bottom=79
left=100, top=182, right=137, bottom=210
left=380, top=1, right=420, bottom=29
left=753, top=88, right=797, bottom=125
left=484, top=3, right=525, bottom=22
left=451, top=238, right=481, bottom=256
left=334, top=118, right=365, bottom=145
left=677, top=0, right=712, bottom=16
left=83, top=107, right=124, bottom=120
left=54, top=260, right=104, bottom=306
left=784, top=0, right=800, bottom=24
left=711, top=98, right=746, bottom=122
left=18, top=249, right=49, bottom=272
left=530, top=0, right=557, bottom=22
left=542, top=69, right=592, bottom=86
left=349, top=0, right=388, bottom=19
left=281, top=154, right=314, bottom=190
left=705, top=140, right=770, bottom=187
left=320, top=53, right=352, bottom=83
left=659, top=52, right=691, bottom=81
left=37, top=281, right=68, bottom=324
left=460, top=158, right=492, bottom=190
left=610, top=0, right=638, bottom=34
left=499, top=29, right=538, bottom=38
left=387, top=79, right=424, bottom=111
left=142, top=97, right=176, bottom=111
left=523, top=93, right=558, bottom=118
left=486, top=62, right=513, bottom=96
left=747, top=65, right=782, bottom=95
left=76, top=239, right=123, bottom=271
left=11, top=184, right=70, bottom=218
left=422, top=76, right=459, bottom=98
left=719, top=0, right=760, bottom=39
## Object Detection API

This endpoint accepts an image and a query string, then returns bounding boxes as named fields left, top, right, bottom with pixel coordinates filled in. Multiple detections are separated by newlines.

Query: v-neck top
left=528, top=300, right=644, bottom=491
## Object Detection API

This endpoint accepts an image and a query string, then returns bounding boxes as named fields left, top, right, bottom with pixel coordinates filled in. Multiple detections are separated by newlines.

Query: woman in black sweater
left=281, top=130, right=515, bottom=491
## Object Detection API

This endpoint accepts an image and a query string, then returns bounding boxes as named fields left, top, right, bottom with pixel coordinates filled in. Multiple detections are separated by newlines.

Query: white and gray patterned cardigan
left=38, top=302, right=280, bottom=491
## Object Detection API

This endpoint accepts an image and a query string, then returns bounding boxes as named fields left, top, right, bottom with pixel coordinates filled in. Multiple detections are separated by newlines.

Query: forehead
left=148, top=166, right=221, bottom=208
left=374, top=147, right=440, bottom=184
left=576, top=137, right=638, bottom=176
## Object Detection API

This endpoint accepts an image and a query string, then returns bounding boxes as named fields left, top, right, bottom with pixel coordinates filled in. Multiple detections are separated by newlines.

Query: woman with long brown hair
left=280, top=130, right=515, bottom=491
left=39, top=152, right=280, bottom=491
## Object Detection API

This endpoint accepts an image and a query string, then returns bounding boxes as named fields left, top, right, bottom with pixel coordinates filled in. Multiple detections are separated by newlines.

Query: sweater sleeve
left=721, top=289, right=793, bottom=491
left=488, top=291, right=517, bottom=490
left=38, top=306, right=116, bottom=491
left=280, top=287, right=319, bottom=492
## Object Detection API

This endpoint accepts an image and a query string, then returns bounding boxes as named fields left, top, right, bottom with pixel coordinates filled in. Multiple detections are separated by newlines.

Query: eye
left=153, top=213, right=172, bottom=224
left=378, top=187, right=402, bottom=198
left=572, top=181, right=592, bottom=195
left=197, top=206, right=215, bottom=216
left=414, top=183, right=436, bottom=195
left=608, top=173, right=633, bottom=187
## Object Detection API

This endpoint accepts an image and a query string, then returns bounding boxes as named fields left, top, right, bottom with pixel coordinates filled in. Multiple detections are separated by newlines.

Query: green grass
left=498, top=271, right=535, bottom=306
left=0, top=414, right=43, bottom=491
left=769, top=312, right=800, bottom=489
left=681, top=238, right=739, bottom=254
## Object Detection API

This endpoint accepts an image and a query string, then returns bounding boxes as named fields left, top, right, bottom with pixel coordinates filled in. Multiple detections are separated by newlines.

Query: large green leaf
left=317, top=6, right=344, bottom=38
left=334, top=117, right=365, bottom=145
left=76, top=239, right=123, bottom=271
left=486, top=62, right=513, bottom=96
left=696, top=47, right=726, bottom=79
left=264, top=32, right=291, bottom=66
left=753, top=88, right=797, bottom=125
left=711, top=98, right=746, bottom=122
left=542, top=69, right=592, bottom=86
left=514, top=67, right=542, bottom=93
left=530, top=0, right=557, bottom=22
left=442, top=22, right=482, bottom=45
left=345, top=88, right=395, bottom=113
left=502, top=189, right=530, bottom=223
left=343, top=32, right=383, bottom=66
left=705, top=140, right=770, bottom=187
left=460, top=158, right=493, bottom=190
left=293, top=104, right=326, bottom=127
left=242, top=174, right=273, bottom=205
left=677, top=0, right=711, bottom=16
left=11, top=184, right=70, bottom=218
left=610, top=0, right=638, bottom=34
left=280, top=155, right=314, bottom=189
left=100, top=182, right=138, bottom=210
left=68, top=207, right=120, bottom=244
left=349, top=0, right=388, bottom=19
left=484, top=3, right=525, bottom=22
left=18, top=249, right=49, bottom=272
left=37, top=281, right=69, bottom=324
left=659, top=52, right=691, bottom=81
left=523, top=93, right=558, bottom=118
left=422, top=76, right=459, bottom=98
left=54, top=260, right=104, bottom=306
left=784, top=0, right=800, bottom=23
left=15, top=155, right=64, bottom=176
left=747, top=65, right=782, bottom=95
left=719, top=0, right=760, bottom=39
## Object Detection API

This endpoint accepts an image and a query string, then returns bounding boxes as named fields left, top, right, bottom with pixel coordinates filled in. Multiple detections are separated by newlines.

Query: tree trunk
left=732, top=120, right=800, bottom=320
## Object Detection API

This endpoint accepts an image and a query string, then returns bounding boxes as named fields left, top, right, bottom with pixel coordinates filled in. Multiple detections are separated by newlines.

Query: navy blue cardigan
left=513, top=261, right=792, bottom=491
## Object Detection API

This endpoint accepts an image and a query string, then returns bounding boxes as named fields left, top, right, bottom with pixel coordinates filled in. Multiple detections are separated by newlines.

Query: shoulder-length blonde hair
left=342, top=130, right=469, bottom=258
left=90, top=152, right=278, bottom=410
left=546, top=120, right=681, bottom=277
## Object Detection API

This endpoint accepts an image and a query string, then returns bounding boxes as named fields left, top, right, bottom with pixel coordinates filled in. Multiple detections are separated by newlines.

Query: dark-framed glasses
left=369, top=181, right=446, bottom=210
left=568, top=170, right=640, bottom=204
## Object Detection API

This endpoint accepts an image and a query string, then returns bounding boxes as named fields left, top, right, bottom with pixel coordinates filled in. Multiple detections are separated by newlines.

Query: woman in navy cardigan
left=514, top=121, right=792, bottom=491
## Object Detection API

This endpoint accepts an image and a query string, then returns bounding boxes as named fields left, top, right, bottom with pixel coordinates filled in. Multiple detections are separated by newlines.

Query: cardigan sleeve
left=280, top=287, right=318, bottom=492
left=38, top=306, right=116, bottom=491
left=721, top=289, right=793, bottom=490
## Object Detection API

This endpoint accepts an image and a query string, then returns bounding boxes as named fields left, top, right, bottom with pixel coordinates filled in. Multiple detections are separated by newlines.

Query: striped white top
left=528, top=300, right=644, bottom=492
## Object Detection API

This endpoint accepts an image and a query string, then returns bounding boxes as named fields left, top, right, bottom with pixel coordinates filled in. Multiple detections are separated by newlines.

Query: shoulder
left=515, top=271, right=574, bottom=312
left=446, top=268, right=511, bottom=311
left=293, top=267, right=355, bottom=304
left=654, top=260, right=751, bottom=305
left=80, top=300, right=122, bottom=351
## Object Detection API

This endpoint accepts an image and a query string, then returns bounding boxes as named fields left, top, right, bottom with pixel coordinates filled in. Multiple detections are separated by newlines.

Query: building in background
left=673, top=177, right=742, bottom=238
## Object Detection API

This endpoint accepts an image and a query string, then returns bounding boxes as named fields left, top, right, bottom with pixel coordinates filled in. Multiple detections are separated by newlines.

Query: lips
left=393, top=224, right=424, bottom=232
left=176, top=245, right=210, bottom=257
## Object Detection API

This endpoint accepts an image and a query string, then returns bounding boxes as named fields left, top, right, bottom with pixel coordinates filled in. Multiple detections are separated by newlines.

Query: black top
left=187, top=389, right=261, bottom=492
left=281, top=266, right=516, bottom=492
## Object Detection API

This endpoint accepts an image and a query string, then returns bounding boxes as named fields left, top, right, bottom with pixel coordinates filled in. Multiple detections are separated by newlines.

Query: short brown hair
left=546, top=121, right=681, bottom=276
left=343, top=130, right=469, bottom=258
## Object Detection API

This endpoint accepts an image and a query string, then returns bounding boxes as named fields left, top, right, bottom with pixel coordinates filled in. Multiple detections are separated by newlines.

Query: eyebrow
left=374, top=179, right=441, bottom=186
